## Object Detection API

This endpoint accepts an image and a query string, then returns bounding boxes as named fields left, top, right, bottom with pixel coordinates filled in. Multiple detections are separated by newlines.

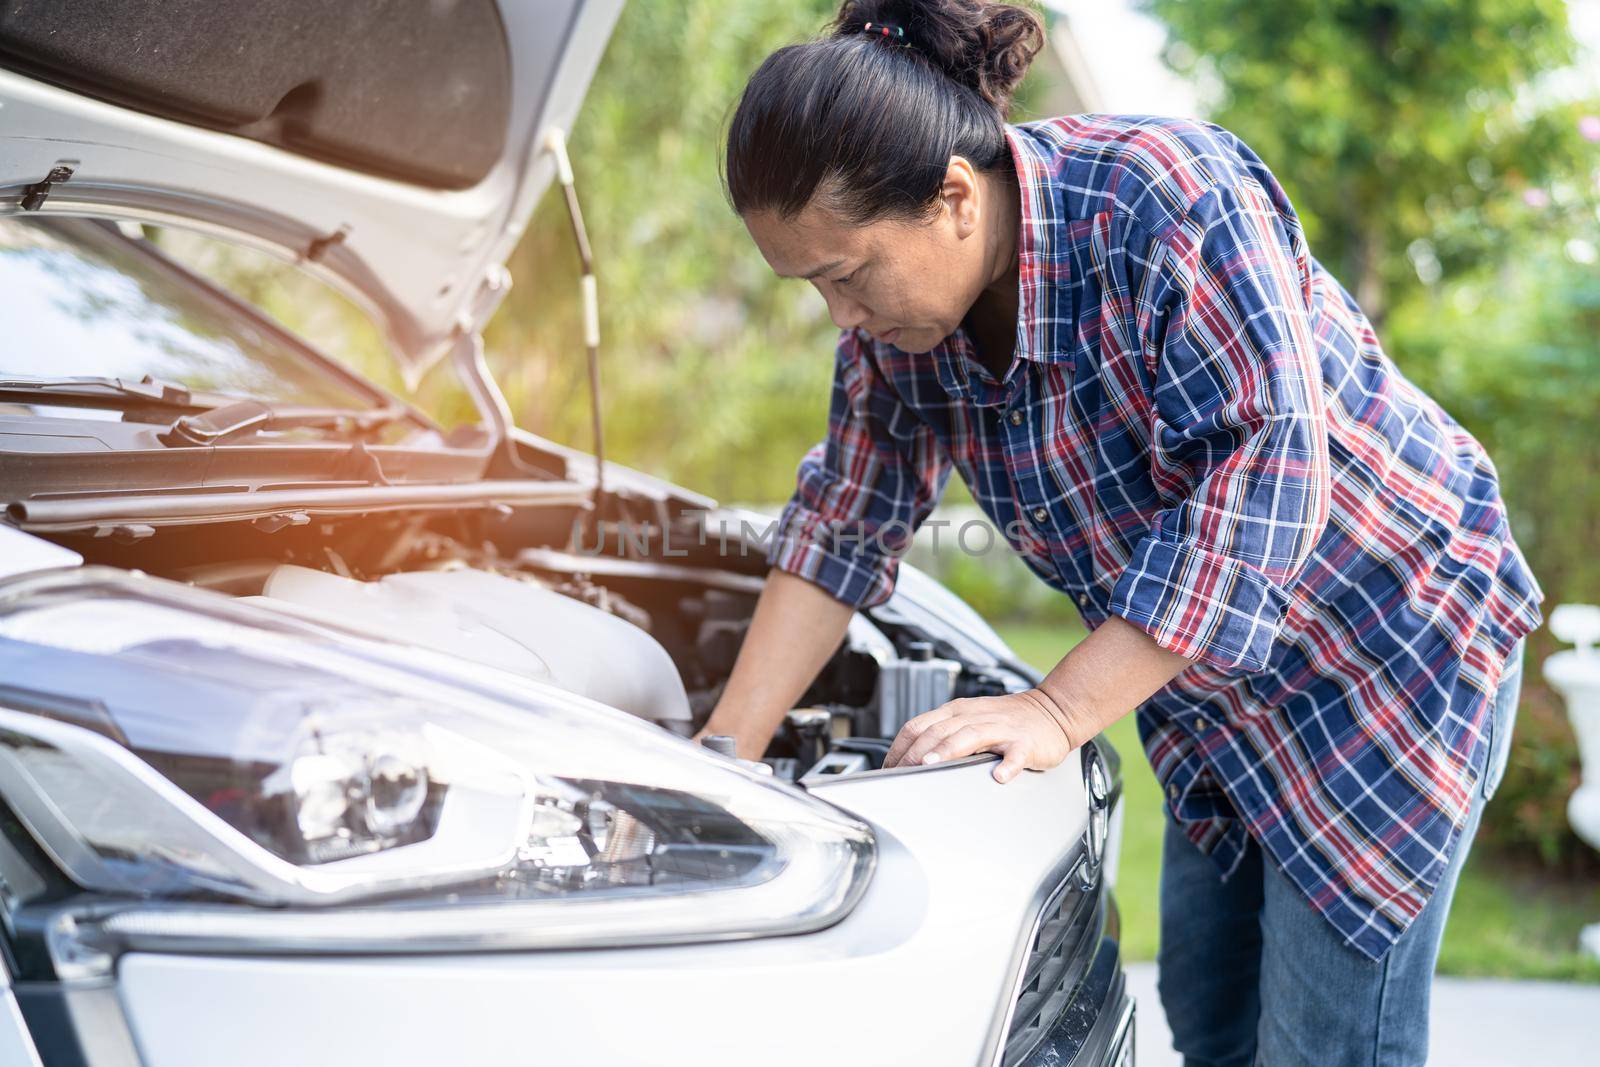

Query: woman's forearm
left=697, top=568, right=855, bottom=759
left=1034, top=615, right=1196, bottom=748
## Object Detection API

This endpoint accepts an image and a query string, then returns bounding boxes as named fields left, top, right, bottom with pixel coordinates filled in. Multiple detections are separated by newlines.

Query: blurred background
left=182, top=0, right=1600, bottom=982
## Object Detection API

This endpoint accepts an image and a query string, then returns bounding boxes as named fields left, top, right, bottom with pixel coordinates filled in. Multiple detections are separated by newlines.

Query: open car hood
left=0, top=0, right=622, bottom=383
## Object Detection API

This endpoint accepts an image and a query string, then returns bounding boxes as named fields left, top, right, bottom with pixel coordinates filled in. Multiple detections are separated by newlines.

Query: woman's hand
left=883, top=687, right=1091, bottom=784
left=884, top=618, right=1195, bottom=783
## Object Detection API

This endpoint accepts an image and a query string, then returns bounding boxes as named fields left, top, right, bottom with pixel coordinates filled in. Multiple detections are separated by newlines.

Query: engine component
left=700, top=734, right=774, bottom=777
left=799, top=750, right=871, bottom=786
left=829, top=737, right=893, bottom=768
left=693, top=590, right=755, bottom=679
left=784, top=707, right=834, bottom=771
left=250, top=565, right=692, bottom=726
left=876, top=643, right=962, bottom=738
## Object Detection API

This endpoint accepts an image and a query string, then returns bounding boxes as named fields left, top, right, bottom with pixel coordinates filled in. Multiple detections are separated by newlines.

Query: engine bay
left=28, top=496, right=1036, bottom=785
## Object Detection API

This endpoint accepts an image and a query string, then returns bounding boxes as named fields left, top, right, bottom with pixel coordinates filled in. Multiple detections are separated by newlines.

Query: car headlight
left=0, top=569, right=873, bottom=958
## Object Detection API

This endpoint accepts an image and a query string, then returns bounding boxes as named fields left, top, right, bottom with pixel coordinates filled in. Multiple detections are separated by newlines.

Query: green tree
left=1140, top=0, right=1586, bottom=326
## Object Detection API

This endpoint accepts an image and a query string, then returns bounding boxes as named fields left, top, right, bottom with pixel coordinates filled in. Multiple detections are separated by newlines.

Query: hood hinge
left=20, top=163, right=77, bottom=212
left=302, top=224, right=351, bottom=264
left=467, top=263, right=512, bottom=328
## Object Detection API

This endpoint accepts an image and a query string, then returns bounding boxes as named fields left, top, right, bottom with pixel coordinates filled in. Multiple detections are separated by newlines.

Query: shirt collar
left=1007, top=121, right=1068, bottom=366
left=929, top=123, right=1073, bottom=404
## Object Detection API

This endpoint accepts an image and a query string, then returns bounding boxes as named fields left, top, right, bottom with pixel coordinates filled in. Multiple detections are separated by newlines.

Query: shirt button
left=1167, top=783, right=1180, bottom=803
left=1076, top=593, right=1090, bottom=609
left=1032, top=506, right=1049, bottom=524
left=1195, top=716, right=1210, bottom=732
left=1008, top=409, right=1024, bottom=426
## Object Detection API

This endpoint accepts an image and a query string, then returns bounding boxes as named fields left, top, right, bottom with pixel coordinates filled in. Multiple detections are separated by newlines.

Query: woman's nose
left=822, top=289, right=871, bottom=331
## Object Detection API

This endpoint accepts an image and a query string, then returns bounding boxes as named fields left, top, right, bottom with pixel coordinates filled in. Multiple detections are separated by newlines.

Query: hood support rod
left=544, top=128, right=606, bottom=520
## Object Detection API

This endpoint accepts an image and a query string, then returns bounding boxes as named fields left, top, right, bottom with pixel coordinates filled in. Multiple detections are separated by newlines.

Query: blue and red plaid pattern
left=767, top=115, right=1543, bottom=960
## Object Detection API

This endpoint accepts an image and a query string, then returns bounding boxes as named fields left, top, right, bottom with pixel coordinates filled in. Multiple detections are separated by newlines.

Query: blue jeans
left=1155, top=642, right=1523, bottom=1067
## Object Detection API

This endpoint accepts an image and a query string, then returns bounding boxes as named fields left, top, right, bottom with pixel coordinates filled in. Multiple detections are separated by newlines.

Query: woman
left=699, top=2, right=1542, bottom=1063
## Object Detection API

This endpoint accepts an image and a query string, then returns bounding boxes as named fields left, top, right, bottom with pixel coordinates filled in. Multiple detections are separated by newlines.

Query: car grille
left=1001, top=859, right=1105, bottom=1066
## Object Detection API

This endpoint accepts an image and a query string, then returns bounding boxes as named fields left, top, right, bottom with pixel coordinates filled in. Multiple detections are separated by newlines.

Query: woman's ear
left=940, top=156, right=982, bottom=238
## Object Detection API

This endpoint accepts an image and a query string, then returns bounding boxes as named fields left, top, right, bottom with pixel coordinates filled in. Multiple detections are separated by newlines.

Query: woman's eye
left=833, top=271, right=856, bottom=286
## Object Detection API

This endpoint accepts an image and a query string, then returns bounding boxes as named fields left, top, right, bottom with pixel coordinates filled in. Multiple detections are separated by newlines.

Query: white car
left=0, top=3, right=1131, bottom=1065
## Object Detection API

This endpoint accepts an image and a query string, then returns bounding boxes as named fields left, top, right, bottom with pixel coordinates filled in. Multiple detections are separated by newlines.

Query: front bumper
left=11, top=754, right=1129, bottom=1067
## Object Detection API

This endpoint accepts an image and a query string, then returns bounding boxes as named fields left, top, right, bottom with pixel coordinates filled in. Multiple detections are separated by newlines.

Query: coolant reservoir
left=250, top=566, right=692, bottom=726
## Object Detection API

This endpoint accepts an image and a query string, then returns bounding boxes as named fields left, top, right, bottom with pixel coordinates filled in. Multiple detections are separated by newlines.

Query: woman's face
left=741, top=159, right=1001, bottom=355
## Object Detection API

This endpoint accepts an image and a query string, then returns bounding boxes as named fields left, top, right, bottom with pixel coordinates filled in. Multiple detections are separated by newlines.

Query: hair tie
left=861, top=21, right=906, bottom=41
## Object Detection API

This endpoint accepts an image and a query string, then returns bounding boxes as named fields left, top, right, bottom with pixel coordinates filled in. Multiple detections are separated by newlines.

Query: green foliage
left=1140, top=0, right=1585, bottom=324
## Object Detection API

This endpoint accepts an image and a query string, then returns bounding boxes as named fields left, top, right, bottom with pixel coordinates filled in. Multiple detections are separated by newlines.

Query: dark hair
left=724, top=0, right=1045, bottom=224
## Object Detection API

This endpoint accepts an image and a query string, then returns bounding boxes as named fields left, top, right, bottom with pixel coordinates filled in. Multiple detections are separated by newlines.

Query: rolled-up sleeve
left=1109, top=182, right=1331, bottom=673
left=767, top=330, right=951, bottom=608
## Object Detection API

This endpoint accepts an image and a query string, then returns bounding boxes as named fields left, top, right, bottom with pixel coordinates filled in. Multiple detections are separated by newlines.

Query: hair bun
left=835, top=0, right=1045, bottom=114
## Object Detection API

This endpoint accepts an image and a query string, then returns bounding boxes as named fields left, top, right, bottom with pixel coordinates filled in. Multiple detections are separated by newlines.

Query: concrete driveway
left=1125, top=962, right=1600, bottom=1065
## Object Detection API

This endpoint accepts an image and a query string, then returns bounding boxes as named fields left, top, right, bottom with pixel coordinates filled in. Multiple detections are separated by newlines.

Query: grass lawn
left=995, top=621, right=1600, bottom=982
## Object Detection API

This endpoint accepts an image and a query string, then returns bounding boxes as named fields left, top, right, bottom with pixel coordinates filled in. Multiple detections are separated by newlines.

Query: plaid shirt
left=767, top=115, right=1543, bottom=960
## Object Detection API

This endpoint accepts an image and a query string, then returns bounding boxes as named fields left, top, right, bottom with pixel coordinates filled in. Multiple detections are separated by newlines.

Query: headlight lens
left=0, top=570, right=874, bottom=955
